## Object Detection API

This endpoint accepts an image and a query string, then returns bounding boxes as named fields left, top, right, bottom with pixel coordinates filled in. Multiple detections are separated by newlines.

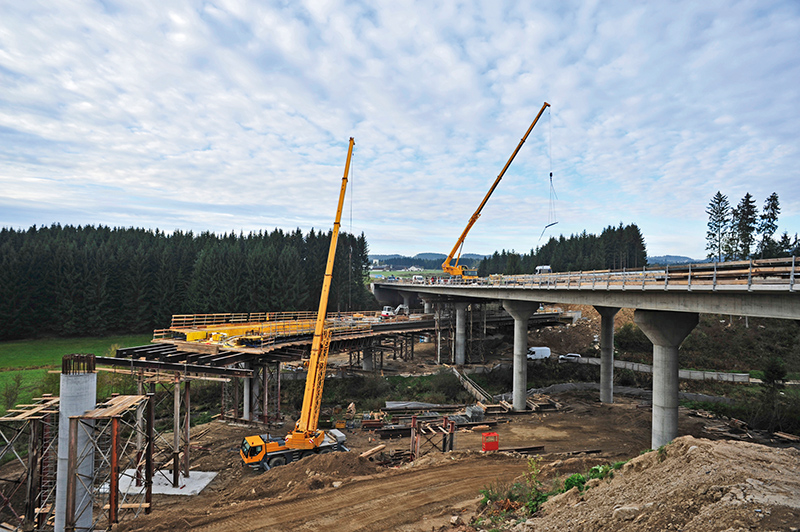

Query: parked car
left=412, top=275, right=425, bottom=284
left=558, top=353, right=581, bottom=362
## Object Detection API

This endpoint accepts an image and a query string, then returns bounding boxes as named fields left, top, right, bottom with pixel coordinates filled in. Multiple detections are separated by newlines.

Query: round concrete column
left=55, top=356, right=97, bottom=532
left=595, top=306, right=620, bottom=404
left=454, top=302, right=469, bottom=365
left=362, top=347, right=374, bottom=371
left=422, top=299, right=432, bottom=314
left=502, top=300, right=538, bottom=412
left=243, top=362, right=251, bottom=420
left=634, top=310, right=699, bottom=449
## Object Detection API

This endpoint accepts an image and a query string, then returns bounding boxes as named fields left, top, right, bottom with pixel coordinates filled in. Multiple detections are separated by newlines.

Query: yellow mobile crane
left=240, top=137, right=354, bottom=471
left=441, top=102, right=551, bottom=279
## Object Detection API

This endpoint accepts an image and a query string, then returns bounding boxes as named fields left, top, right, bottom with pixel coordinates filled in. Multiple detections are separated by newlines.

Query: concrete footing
left=634, top=310, right=699, bottom=448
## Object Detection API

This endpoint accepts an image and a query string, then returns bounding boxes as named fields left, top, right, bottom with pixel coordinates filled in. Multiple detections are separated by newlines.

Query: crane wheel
left=301, top=450, right=315, bottom=459
left=318, top=448, right=332, bottom=454
left=268, top=455, right=287, bottom=468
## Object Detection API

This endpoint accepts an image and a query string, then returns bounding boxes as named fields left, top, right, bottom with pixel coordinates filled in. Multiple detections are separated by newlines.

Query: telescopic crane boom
left=240, top=137, right=354, bottom=471
left=286, top=136, right=354, bottom=447
left=441, top=102, right=550, bottom=279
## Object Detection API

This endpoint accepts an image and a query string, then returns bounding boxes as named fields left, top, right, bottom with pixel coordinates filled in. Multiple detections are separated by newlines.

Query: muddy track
left=126, top=457, right=526, bottom=532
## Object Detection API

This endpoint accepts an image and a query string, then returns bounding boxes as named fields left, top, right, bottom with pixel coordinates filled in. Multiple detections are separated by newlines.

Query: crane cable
left=539, top=107, right=558, bottom=242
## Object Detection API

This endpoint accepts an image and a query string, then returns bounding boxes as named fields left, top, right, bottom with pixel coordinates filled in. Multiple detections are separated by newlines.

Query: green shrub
left=563, top=473, right=587, bottom=492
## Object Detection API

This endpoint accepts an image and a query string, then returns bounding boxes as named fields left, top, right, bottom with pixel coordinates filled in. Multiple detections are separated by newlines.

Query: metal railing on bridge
left=386, top=256, right=797, bottom=292
left=153, top=310, right=374, bottom=350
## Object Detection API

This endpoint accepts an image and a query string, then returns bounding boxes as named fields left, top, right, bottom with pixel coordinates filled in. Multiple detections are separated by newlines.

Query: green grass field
left=0, top=334, right=153, bottom=370
left=0, top=334, right=153, bottom=415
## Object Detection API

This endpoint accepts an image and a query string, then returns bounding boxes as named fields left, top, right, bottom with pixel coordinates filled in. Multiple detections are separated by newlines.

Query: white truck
left=526, top=347, right=551, bottom=361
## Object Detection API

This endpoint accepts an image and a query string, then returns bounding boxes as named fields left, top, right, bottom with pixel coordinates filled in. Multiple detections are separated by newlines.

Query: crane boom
left=442, top=102, right=550, bottom=279
left=285, top=136, right=355, bottom=449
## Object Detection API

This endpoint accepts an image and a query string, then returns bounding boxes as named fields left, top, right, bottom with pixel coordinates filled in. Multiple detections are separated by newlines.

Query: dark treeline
left=0, top=224, right=374, bottom=341
left=478, top=223, right=647, bottom=275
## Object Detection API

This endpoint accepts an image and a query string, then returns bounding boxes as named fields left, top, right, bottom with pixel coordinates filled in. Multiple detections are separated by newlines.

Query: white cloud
left=0, top=0, right=798, bottom=262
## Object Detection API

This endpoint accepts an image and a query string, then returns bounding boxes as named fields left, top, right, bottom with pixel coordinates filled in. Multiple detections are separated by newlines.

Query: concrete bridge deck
left=372, top=257, right=799, bottom=449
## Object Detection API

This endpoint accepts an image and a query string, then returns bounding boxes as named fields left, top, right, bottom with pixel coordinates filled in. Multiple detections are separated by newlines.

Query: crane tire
left=268, top=455, right=287, bottom=468
left=318, top=448, right=332, bottom=454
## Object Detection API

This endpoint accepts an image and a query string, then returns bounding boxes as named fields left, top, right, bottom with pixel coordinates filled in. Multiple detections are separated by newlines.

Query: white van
left=526, top=347, right=551, bottom=360
left=411, top=275, right=425, bottom=284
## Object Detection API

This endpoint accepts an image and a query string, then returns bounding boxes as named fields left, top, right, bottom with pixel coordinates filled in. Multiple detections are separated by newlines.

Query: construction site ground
left=113, top=386, right=800, bottom=532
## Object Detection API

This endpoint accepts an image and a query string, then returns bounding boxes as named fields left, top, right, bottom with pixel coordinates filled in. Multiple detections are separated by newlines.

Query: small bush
left=563, top=473, right=587, bottom=492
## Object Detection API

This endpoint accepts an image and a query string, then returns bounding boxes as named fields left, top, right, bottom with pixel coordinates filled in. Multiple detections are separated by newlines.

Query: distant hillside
left=369, top=252, right=483, bottom=270
left=648, top=255, right=700, bottom=265
left=370, top=252, right=487, bottom=262
left=413, top=252, right=446, bottom=261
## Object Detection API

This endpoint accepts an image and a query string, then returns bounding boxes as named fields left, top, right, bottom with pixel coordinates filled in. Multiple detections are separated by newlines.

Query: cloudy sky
left=2, top=0, right=798, bottom=260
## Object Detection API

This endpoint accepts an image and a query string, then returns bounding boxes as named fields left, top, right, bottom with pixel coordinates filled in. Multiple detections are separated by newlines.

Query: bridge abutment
left=595, top=306, right=620, bottom=404
left=502, top=300, right=539, bottom=411
left=634, top=310, right=699, bottom=449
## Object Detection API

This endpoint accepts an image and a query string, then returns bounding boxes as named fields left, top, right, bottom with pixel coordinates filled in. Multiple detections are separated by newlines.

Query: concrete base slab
left=117, top=470, right=218, bottom=496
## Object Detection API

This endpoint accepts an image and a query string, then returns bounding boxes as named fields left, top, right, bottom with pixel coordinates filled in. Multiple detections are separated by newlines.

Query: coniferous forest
left=0, top=225, right=374, bottom=341
left=478, top=223, right=647, bottom=276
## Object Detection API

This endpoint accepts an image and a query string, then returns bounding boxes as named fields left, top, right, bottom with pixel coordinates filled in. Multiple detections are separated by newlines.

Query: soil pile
left=525, top=435, right=800, bottom=531
left=218, top=451, right=382, bottom=502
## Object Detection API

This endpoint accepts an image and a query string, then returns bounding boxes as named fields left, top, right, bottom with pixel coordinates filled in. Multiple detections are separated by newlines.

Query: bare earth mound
left=111, top=395, right=798, bottom=532
left=530, top=435, right=800, bottom=532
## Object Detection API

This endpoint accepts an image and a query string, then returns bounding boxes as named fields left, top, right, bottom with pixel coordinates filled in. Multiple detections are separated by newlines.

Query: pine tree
left=729, top=193, right=758, bottom=260
left=705, top=191, right=730, bottom=262
left=758, top=192, right=780, bottom=258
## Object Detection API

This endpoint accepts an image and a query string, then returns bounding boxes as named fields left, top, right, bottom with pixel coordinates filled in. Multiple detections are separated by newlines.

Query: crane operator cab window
left=241, top=439, right=262, bottom=458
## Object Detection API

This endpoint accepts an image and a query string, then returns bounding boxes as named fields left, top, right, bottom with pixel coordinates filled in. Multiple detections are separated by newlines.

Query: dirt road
left=125, top=454, right=527, bottom=532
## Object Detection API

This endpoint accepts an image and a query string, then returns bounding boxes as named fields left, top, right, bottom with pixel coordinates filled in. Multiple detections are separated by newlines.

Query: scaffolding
left=0, top=396, right=60, bottom=531
left=64, top=395, right=153, bottom=532
left=409, top=415, right=456, bottom=461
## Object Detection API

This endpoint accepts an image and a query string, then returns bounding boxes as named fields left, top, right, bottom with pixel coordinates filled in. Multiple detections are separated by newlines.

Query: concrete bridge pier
left=243, top=363, right=251, bottom=420
left=634, top=310, right=699, bottom=449
left=595, top=306, right=620, bottom=404
left=502, top=300, right=539, bottom=412
left=454, top=302, right=469, bottom=365
left=422, top=299, right=432, bottom=314
left=362, top=346, right=374, bottom=371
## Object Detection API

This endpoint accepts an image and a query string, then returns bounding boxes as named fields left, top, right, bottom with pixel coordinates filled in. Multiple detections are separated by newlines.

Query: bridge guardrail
left=385, top=256, right=797, bottom=292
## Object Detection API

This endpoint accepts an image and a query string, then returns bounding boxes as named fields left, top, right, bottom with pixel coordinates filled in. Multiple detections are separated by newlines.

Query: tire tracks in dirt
left=157, top=457, right=527, bottom=532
